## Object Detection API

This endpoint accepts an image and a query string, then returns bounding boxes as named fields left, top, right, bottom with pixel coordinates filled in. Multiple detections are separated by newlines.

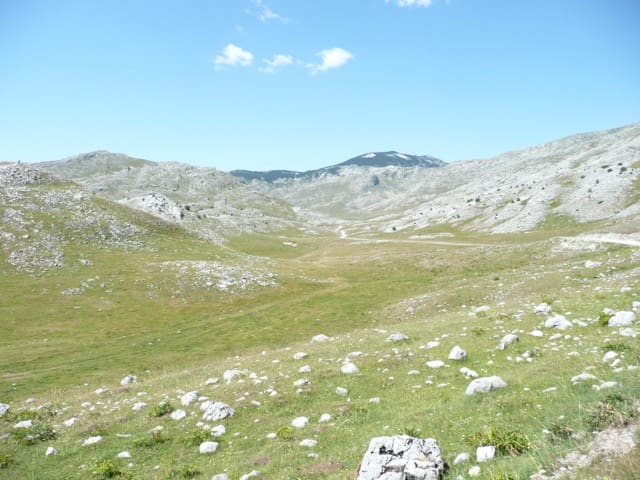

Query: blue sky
left=1, top=0, right=639, bottom=171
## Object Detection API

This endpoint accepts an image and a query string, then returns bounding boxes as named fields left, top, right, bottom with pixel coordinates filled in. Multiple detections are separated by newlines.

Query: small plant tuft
left=469, top=425, right=531, bottom=456
left=149, top=401, right=174, bottom=418
left=133, top=431, right=166, bottom=448
left=94, top=459, right=121, bottom=479
left=588, top=393, right=637, bottom=430
left=598, top=312, right=614, bottom=326
left=276, top=425, right=295, bottom=441
left=12, top=423, right=57, bottom=445
left=0, top=453, right=14, bottom=469
left=470, top=327, right=485, bottom=336
left=403, top=426, right=422, bottom=437
left=602, top=342, right=630, bottom=353
left=170, top=464, right=201, bottom=478
left=185, top=428, right=210, bottom=447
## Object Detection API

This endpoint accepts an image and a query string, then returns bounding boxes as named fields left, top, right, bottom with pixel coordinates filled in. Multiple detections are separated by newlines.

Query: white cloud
left=260, top=54, right=293, bottom=74
left=308, top=47, right=354, bottom=74
left=215, top=44, right=254, bottom=69
left=253, top=0, right=289, bottom=23
left=387, top=0, right=433, bottom=7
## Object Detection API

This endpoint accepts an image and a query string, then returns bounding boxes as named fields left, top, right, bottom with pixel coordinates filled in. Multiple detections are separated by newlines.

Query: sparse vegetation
left=469, top=425, right=531, bottom=456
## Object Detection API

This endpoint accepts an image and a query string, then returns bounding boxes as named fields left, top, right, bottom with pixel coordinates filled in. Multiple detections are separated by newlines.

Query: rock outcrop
left=357, top=435, right=446, bottom=480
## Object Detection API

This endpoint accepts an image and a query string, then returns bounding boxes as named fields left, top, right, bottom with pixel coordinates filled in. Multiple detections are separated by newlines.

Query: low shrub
left=469, top=425, right=531, bottom=455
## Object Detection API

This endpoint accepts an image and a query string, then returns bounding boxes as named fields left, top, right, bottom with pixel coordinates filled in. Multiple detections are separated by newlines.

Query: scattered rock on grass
left=545, top=315, right=572, bottom=330
left=201, top=401, right=235, bottom=422
left=0, top=403, right=9, bottom=417
left=120, top=374, right=137, bottom=386
left=465, top=376, right=507, bottom=395
left=608, top=311, right=636, bottom=327
left=199, top=441, right=219, bottom=454
left=292, top=417, right=309, bottom=428
left=448, top=345, right=467, bottom=360
left=385, top=332, right=409, bottom=343
left=476, top=446, right=496, bottom=462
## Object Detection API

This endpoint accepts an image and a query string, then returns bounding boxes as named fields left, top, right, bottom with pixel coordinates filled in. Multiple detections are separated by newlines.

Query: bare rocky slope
left=36, top=152, right=300, bottom=243
left=249, top=123, right=640, bottom=234
left=29, top=122, right=640, bottom=240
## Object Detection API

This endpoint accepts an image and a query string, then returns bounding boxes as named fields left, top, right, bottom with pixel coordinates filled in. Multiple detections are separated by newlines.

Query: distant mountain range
left=230, top=151, right=445, bottom=183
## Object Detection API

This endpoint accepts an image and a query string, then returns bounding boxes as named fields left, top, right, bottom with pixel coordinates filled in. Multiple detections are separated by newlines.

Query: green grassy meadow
left=1, top=204, right=639, bottom=479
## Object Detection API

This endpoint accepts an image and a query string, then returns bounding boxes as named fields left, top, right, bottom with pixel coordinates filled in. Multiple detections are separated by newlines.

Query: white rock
left=170, top=409, right=187, bottom=420
left=341, top=362, right=359, bottom=374
left=571, top=372, right=597, bottom=383
left=132, top=402, right=147, bottom=411
left=199, top=441, right=219, bottom=454
left=336, top=387, right=348, bottom=395
left=205, top=377, right=219, bottom=386
left=468, top=465, right=481, bottom=477
left=45, top=446, right=57, bottom=456
left=63, top=416, right=78, bottom=426
left=120, top=374, right=137, bottom=386
left=211, top=474, right=229, bottom=480
left=385, top=332, right=409, bottom=343
left=293, top=352, right=308, bottom=360
left=618, top=328, right=638, bottom=337
left=497, top=334, right=519, bottom=350
left=602, top=351, right=618, bottom=363
left=598, top=381, right=618, bottom=390
left=357, top=435, right=446, bottom=480
left=608, top=311, right=636, bottom=327
left=369, top=397, right=381, bottom=403
left=83, top=435, right=103, bottom=446
left=298, top=365, right=312, bottom=373
left=311, top=334, right=330, bottom=343
left=426, top=360, right=445, bottom=368
left=448, top=345, right=467, bottom=360
left=476, top=446, right=496, bottom=462
left=294, top=378, right=311, bottom=388
left=239, top=471, right=261, bottom=480
left=545, top=314, right=572, bottom=330
left=460, top=367, right=479, bottom=378
left=0, top=403, right=10, bottom=417
left=299, top=438, right=318, bottom=447
left=529, top=329, right=544, bottom=337
left=465, top=376, right=507, bottom=395
left=319, top=413, right=331, bottom=422
left=117, top=451, right=132, bottom=459
left=453, top=452, right=470, bottom=464
left=201, top=401, right=235, bottom=422
left=211, top=424, right=226, bottom=437
left=291, top=416, right=309, bottom=428
left=423, top=341, right=440, bottom=349
left=584, top=260, right=602, bottom=268
left=534, top=303, right=552, bottom=315
left=14, top=420, right=33, bottom=429
left=95, top=388, right=108, bottom=395
left=222, top=369, right=244, bottom=383
left=180, top=391, right=200, bottom=406
left=633, top=301, right=640, bottom=312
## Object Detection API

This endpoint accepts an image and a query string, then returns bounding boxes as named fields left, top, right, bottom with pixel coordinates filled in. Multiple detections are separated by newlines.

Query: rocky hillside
left=231, top=151, right=445, bottom=183
left=36, top=152, right=300, bottom=243
left=254, top=123, right=640, bottom=234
